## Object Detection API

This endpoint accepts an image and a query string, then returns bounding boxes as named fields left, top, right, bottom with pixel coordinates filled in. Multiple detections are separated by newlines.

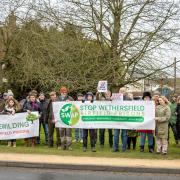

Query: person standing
left=168, top=95, right=178, bottom=144
left=97, top=90, right=113, bottom=148
left=73, top=93, right=84, bottom=143
left=3, top=98, right=19, bottom=147
left=113, top=87, right=129, bottom=152
left=46, top=91, right=61, bottom=148
left=155, top=96, right=171, bottom=155
left=59, top=86, right=74, bottom=150
left=83, top=92, right=96, bottom=152
left=176, top=96, right=180, bottom=145
left=23, top=92, right=41, bottom=147
left=36, top=92, right=49, bottom=145
left=139, top=92, right=154, bottom=153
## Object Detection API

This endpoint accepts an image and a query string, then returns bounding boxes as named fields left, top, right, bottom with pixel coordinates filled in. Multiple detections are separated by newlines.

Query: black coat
left=39, top=99, right=49, bottom=123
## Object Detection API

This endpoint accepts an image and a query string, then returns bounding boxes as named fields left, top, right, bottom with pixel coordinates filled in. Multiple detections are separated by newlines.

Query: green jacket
left=155, top=105, right=171, bottom=139
left=169, top=102, right=177, bottom=125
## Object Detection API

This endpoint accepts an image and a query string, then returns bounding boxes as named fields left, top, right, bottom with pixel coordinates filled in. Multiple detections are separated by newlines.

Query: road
left=0, top=167, right=179, bottom=180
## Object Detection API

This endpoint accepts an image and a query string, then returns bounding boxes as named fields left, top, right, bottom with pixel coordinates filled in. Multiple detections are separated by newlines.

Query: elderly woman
left=155, top=96, right=171, bottom=155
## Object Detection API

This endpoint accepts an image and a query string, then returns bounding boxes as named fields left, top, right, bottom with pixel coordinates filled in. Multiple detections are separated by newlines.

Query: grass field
left=0, top=128, right=180, bottom=160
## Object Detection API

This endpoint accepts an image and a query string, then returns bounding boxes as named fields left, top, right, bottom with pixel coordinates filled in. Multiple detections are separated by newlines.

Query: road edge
left=0, top=161, right=179, bottom=174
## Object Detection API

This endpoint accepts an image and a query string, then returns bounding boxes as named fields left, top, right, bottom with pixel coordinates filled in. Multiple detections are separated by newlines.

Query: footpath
left=0, top=153, right=180, bottom=174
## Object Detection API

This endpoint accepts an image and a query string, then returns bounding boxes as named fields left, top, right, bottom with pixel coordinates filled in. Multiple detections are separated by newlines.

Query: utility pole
left=174, top=57, right=177, bottom=94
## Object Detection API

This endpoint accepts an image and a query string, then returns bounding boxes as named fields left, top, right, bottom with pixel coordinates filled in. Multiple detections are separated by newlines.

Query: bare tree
left=34, top=0, right=180, bottom=88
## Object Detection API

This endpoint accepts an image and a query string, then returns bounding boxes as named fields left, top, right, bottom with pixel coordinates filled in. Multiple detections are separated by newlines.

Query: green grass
left=0, top=129, right=180, bottom=160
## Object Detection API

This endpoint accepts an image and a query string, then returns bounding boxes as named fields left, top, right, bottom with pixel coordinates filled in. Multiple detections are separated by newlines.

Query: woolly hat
left=86, top=92, right=94, bottom=97
left=60, top=86, right=68, bottom=93
left=77, top=93, right=83, bottom=97
left=142, top=92, right=152, bottom=100
left=7, top=92, right=14, bottom=97
left=153, top=91, right=160, bottom=96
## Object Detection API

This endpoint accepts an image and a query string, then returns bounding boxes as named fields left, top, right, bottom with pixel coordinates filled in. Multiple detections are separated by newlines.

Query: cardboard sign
left=97, top=81, right=108, bottom=92
left=111, top=93, right=123, bottom=101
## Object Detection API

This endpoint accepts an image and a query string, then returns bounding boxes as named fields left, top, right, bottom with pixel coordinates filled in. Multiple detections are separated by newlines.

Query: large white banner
left=53, top=101, right=155, bottom=130
left=0, top=112, right=39, bottom=140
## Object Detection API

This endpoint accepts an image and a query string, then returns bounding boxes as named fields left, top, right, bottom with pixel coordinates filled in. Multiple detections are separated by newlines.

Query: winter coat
left=155, top=105, right=171, bottom=139
left=45, top=99, right=59, bottom=123
left=176, top=103, right=180, bottom=137
left=0, top=99, right=5, bottom=112
left=39, top=99, right=49, bottom=123
left=176, top=103, right=180, bottom=121
left=169, top=102, right=177, bottom=125
left=23, top=100, right=40, bottom=113
left=127, top=130, right=139, bottom=137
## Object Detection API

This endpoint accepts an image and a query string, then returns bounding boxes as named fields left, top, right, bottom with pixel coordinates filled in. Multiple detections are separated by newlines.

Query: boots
left=140, top=146, right=144, bottom=152
left=149, top=145, right=154, bottom=153
left=7, top=141, right=11, bottom=147
left=13, top=142, right=16, bottom=148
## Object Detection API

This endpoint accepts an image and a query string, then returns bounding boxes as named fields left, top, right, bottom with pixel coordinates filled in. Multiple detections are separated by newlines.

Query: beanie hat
left=60, top=86, right=68, bottom=93
left=77, top=93, right=83, bottom=97
left=153, top=91, right=160, bottom=96
left=142, top=92, right=151, bottom=100
left=86, top=92, right=94, bottom=97
left=7, top=92, right=14, bottom=97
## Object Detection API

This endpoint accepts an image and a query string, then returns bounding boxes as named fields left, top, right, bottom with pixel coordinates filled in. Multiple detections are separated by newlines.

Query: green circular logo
left=60, top=103, right=80, bottom=126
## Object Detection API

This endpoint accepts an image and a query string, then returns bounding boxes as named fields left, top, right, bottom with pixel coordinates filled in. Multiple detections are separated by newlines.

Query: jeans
left=113, top=129, right=127, bottom=151
left=99, top=129, right=113, bottom=147
left=75, top=128, right=83, bottom=141
left=140, top=132, right=153, bottom=146
left=37, top=121, right=48, bottom=144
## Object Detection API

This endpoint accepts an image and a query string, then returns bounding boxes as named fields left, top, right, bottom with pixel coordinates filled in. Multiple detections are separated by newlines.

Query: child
left=127, top=130, right=138, bottom=150
left=4, top=99, right=18, bottom=147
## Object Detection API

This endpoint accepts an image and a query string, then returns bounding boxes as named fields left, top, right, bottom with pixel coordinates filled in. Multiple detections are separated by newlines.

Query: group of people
left=0, top=86, right=180, bottom=155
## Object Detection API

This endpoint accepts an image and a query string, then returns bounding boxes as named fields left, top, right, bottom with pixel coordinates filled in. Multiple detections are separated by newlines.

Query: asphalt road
left=0, top=167, right=179, bottom=180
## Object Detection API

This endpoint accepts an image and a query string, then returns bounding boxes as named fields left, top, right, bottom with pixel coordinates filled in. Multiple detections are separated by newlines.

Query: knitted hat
left=153, top=91, right=160, bottom=96
left=60, top=86, right=68, bottom=93
left=77, top=93, right=83, bottom=97
left=86, top=92, right=94, bottom=97
left=7, top=92, right=14, bottom=97
left=142, top=92, right=152, bottom=100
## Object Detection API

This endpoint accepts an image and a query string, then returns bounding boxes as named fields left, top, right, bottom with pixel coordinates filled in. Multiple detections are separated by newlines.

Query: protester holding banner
left=23, top=92, right=41, bottom=147
left=6, top=91, right=21, bottom=112
left=113, top=87, right=129, bottom=152
left=176, top=96, right=180, bottom=145
left=138, top=92, right=154, bottom=153
left=36, top=92, right=49, bottom=145
left=83, top=92, right=96, bottom=152
left=96, top=90, right=113, bottom=149
left=155, top=96, right=171, bottom=155
left=3, top=98, right=19, bottom=147
left=58, top=87, right=74, bottom=150
left=126, top=93, right=138, bottom=150
left=73, top=93, right=84, bottom=143
left=46, top=91, right=61, bottom=148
